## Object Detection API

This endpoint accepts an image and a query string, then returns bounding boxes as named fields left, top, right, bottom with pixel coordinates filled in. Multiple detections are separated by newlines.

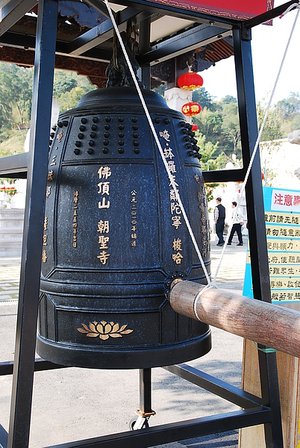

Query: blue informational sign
left=243, top=186, right=300, bottom=303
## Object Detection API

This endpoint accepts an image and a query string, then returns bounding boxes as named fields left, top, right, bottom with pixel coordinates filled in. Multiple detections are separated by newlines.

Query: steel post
left=7, top=0, right=58, bottom=446
left=233, top=25, right=284, bottom=448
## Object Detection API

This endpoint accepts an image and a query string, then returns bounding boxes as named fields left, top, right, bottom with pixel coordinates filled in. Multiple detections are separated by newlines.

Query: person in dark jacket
left=214, top=197, right=226, bottom=246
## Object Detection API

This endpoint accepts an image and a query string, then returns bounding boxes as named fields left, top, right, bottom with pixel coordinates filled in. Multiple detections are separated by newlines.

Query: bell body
left=37, top=87, right=211, bottom=369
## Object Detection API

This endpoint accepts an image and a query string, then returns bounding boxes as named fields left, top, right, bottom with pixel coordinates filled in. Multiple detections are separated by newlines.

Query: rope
left=212, top=5, right=300, bottom=282
left=103, top=0, right=211, bottom=285
left=193, top=282, right=217, bottom=321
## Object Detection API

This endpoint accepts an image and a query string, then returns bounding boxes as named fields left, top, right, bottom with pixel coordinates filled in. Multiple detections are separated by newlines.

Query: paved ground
left=0, top=258, right=20, bottom=302
left=0, top=239, right=248, bottom=447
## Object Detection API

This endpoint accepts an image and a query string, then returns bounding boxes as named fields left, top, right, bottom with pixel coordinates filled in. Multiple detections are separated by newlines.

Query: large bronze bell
left=37, top=86, right=211, bottom=369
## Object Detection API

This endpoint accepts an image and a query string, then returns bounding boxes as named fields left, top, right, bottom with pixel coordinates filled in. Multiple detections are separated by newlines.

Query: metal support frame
left=138, top=369, right=154, bottom=416
left=67, top=8, right=149, bottom=56
left=6, top=0, right=58, bottom=446
left=0, top=1, right=289, bottom=447
left=46, top=409, right=272, bottom=447
left=137, top=13, right=151, bottom=89
left=0, top=0, right=38, bottom=37
left=233, top=26, right=283, bottom=448
left=130, top=369, right=156, bottom=430
left=164, top=364, right=263, bottom=409
left=138, top=24, right=231, bottom=65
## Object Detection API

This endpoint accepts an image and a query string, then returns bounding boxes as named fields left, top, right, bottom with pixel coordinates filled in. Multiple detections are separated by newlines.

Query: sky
left=202, top=1, right=300, bottom=103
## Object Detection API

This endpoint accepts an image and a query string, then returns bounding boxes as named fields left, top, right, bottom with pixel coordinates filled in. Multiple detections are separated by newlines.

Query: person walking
left=228, top=201, right=244, bottom=246
left=214, top=197, right=226, bottom=246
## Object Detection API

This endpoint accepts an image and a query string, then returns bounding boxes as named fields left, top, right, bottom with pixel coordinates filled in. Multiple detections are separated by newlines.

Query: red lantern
left=191, top=124, right=199, bottom=132
left=177, top=70, right=203, bottom=91
left=181, top=102, right=202, bottom=117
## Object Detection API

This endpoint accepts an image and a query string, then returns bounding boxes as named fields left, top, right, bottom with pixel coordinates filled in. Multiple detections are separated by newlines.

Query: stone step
left=0, top=228, right=23, bottom=234
left=0, top=245, right=22, bottom=257
left=0, top=238, right=23, bottom=244
left=0, top=208, right=24, bottom=257
left=0, top=235, right=23, bottom=240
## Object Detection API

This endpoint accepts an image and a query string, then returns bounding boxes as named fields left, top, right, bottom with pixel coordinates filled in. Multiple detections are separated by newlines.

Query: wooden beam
left=169, top=280, right=300, bottom=359
left=0, top=46, right=108, bottom=86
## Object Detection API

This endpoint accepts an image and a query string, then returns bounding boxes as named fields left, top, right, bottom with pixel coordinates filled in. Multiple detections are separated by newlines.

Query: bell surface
left=37, top=87, right=211, bottom=369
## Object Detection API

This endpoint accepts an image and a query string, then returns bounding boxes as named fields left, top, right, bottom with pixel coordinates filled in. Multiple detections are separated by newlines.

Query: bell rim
left=36, top=329, right=211, bottom=369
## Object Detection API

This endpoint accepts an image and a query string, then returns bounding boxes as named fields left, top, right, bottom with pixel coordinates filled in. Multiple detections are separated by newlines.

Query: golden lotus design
left=77, top=320, right=133, bottom=340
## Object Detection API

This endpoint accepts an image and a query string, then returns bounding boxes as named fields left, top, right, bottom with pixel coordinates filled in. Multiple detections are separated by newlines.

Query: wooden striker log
left=169, top=280, right=300, bottom=358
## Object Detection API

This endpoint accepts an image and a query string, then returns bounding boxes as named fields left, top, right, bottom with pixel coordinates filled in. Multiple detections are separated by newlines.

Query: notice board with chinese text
left=243, top=186, right=300, bottom=303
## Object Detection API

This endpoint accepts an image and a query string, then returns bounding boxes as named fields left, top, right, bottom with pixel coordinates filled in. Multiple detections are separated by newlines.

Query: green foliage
left=0, top=64, right=94, bottom=154
left=222, top=95, right=237, bottom=105
left=56, top=85, right=93, bottom=112
left=194, top=97, right=241, bottom=158
left=0, top=100, right=12, bottom=131
left=276, top=92, right=300, bottom=118
left=53, top=70, right=93, bottom=111
left=196, top=132, right=227, bottom=171
left=287, top=114, right=300, bottom=132
left=53, top=70, right=78, bottom=96
left=196, top=131, right=227, bottom=203
left=194, top=109, right=223, bottom=144
left=275, top=92, right=300, bottom=135
left=257, top=102, right=283, bottom=141
left=0, top=63, right=33, bottom=132
left=0, top=129, right=28, bottom=157
left=221, top=101, right=241, bottom=154
left=192, top=88, right=218, bottom=111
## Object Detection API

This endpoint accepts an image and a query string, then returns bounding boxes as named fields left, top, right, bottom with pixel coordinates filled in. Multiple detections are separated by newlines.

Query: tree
left=260, top=140, right=281, bottom=187
left=192, top=93, right=244, bottom=159
left=194, top=108, right=223, bottom=145
left=276, top=92, right=300, bottom=119
left=56, top=85, right=93, bottom=112
left=221, top=101, right=241, bottom=156
left=53, top=70, right=78, bottom=96
left=257, top=102, right=283, bottom=141
left=53, top=70, right=93, bottom=112
left=197, top=132, right=227, bottom=171
left=222, top=95, right=237, bottom=105
left=287, top=114, right=300, bottom=132
left=0, top=63, right=33, bottom=130
left=0, top=63, right=94, bottom=152
left=275, top=92, right=300, bottom=135
left=196, top=131, right=227, bottom=203
left=0, top=99, right=12, bottom=133
left=192, top=87, right=218, bottom=111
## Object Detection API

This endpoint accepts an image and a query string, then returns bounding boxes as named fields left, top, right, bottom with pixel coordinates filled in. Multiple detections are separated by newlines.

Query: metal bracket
left=257, top=345, right=277, bottom=354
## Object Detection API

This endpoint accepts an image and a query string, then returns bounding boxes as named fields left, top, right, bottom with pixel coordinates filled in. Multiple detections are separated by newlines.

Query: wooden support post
left=169, top=280, right=300, bottom=359
left=239, top=339, right=300, bottom=448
